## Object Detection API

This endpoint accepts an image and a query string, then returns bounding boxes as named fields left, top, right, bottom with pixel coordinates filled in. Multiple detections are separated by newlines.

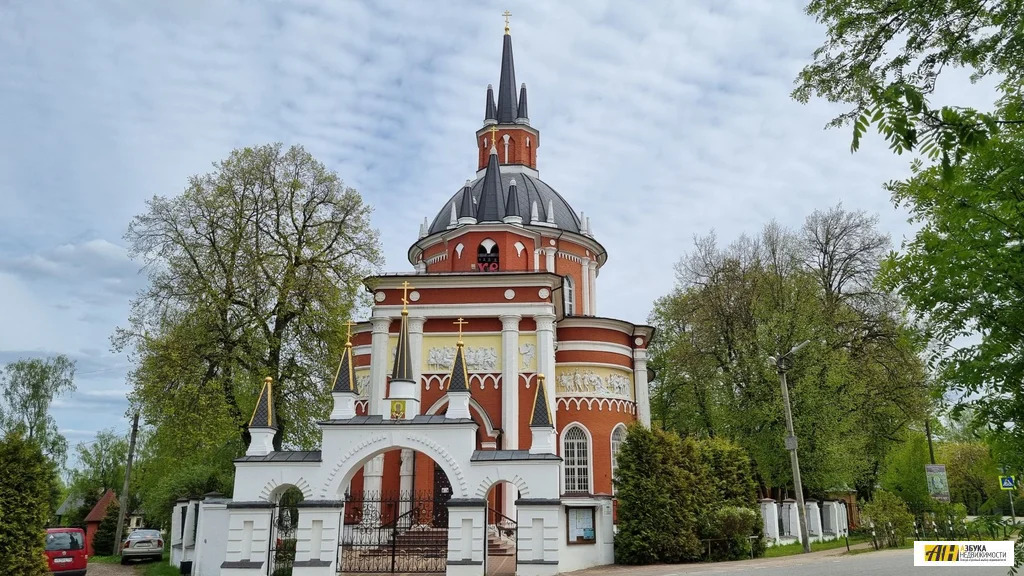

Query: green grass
left=88, top=554, right=120, bottom=564
left=132, top=551, right=176, bottom=575
left=763, top=534, right=869, bottom=558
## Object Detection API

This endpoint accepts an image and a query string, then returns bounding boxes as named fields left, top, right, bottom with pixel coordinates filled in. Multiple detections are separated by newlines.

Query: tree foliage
left=794, top=0, right=1024, bottom=169
left=861, top=489, right=915, bottom=548
left=0, top=430, right=55, bottom=576
left=649, top=206, right=928, bottom=497
left=0, top=355, right=76, bottom=467
left=114, top=143, right=382, bottom=452
left=880, top=114, right=1024, bottom=467
left=91, top=499, right=119, bottom=556
left=878, top=432, right=931, bottom=513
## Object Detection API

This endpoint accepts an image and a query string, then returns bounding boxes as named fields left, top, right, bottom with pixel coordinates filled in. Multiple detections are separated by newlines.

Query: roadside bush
left=0, top=430, right=53, bottom=576
left=709, top=506, right=759, bottom=560
left=92, top=500, right=120, bottom=556
left=861, top=490, right=914, bottom=548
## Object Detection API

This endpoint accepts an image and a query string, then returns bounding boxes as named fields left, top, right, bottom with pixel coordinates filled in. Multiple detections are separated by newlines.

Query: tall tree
left=794, top=0, right=1024, bottom=167
left=69, top=429, right=129, bottom=501
left=649, top=206, right=928, bottom=498
left=113, top=144, right=383, bottom=452
left=0, top=355, right=76, bottom=467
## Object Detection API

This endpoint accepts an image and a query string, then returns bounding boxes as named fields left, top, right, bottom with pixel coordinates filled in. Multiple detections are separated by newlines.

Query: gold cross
left=453, top=317, right=469, bottom=342
left=503, top=10, right=511, bottom=34
left=400, top=280, right=414, bottom=312
left=344, top=319, right=357, bottom=345
left=489, top=125, right=498, bottom=149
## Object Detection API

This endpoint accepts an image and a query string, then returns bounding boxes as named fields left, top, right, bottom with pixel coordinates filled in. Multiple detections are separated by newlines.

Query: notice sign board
left=566, top=507, right=595, bottom=544
left=926, top=464, right=950, bottom=502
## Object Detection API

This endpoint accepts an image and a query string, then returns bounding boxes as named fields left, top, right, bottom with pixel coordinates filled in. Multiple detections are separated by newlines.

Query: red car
left=44, top=527, right=88, bottom=575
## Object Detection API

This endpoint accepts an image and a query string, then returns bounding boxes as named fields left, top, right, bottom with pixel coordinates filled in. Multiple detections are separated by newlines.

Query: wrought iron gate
left=268, top=489, right=302, bottom=576
left=340, top=490, right=449, bottom=573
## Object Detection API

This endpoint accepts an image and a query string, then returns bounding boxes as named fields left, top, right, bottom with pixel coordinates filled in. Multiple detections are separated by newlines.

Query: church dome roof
left=425, top=172, right=583, bottom=236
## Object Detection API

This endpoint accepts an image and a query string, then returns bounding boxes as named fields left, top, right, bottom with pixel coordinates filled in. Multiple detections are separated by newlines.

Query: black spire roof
left=476, top=146, right=503, bottom=221
left=485, top=84, right=497, bottom=122
left=517, top=83, right=528, bottom=121
left=530, top=375, right=552, bottom=428
left=448, top=342, right=470, bottom=392
left=458, top=180, right=475, bottom=220
left=391, top=310, right=414, bottom=382
left=249, top=377, right=277, bottom=429
left=504, top=178, right=521, bottom=218
left=495, top=32, right=518, bottom=123
left=331, top=341, right=356, bottom=393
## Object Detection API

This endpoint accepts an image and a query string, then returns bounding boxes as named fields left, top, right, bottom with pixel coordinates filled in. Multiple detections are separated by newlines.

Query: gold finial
left=489, top=125, right=499, bottom=149
left=537, top=373, right=545, bottom=385
left=265, top=376, right=273, bottom=385
left=400, top=280, right=414, bottom=313
left=503, top=10, right=511, bottom=34
left=344, top=319, right=357, bottom=346
left=453, top=317, right=469, bottom=344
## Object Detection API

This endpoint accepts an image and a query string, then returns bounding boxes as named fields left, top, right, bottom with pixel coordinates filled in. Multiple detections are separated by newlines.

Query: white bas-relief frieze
left=355, top=374, right=370, bottom=398
left=518, top=343, right=535, bottom=370
left=556, top=369, right=632, bottom=399
left=426, top=346, right=498, bottom=372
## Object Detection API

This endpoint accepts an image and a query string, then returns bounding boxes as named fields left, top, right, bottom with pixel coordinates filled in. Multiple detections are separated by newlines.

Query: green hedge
left=614, top=425, right=764, bottom=564
left=0, top=431, right=53, bottom=576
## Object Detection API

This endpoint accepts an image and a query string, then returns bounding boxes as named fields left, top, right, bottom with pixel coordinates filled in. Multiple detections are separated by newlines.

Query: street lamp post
left=770, top=340, right=812, bottom=554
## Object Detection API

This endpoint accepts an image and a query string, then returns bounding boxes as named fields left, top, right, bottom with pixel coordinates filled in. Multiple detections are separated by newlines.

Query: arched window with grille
left=562, top=424, right=590, bottom=494
left=610, top=425, right=627, bottom=491
left=564, top=276, right=575, bottom=316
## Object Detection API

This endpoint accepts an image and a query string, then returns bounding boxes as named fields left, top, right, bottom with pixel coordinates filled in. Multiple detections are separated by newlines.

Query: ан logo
left=924, top=544, right=960, bottom=562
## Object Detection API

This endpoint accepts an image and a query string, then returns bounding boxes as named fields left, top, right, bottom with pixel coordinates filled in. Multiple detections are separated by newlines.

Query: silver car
left=120, top=529, right=164, bottom=563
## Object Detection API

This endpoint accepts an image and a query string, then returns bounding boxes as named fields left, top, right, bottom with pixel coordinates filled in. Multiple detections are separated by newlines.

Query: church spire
left=246, top=376, right=277, bottom=456
left=495, top=20, right=518, bottom=124
left=330, top=321, right=359, bottom=420
left=484, top=84, right=497, bottom=124
left=516, top=83, right=529, bottom=124
left=390, top=284, right=414, bottom=383
left=476, top=127, right=503, bottom=222
left=503, top=178, right=522, bottom=225
left=444, top=318, right=472, bottom=419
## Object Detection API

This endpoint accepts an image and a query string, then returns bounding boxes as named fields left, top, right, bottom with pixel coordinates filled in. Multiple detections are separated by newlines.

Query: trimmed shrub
left=710, top=506, right=759, bottom=560
left=0, top=430, right=53, bottom=576
left=861, top=490, right=914, bottom=548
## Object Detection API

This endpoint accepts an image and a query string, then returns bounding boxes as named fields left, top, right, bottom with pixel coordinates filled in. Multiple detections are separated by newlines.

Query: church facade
left=206, top=22, right=653, bottom=576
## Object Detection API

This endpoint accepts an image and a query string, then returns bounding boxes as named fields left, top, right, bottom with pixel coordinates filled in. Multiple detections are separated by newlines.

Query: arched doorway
left=340, top=450, right=452, bottom=573
left=485, top=481, right=517, bottom=576
left=268, top=486, right=304, bottom=576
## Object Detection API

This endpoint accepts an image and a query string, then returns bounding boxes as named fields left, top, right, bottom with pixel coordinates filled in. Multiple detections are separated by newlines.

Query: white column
left=535, top=313, right=557, bottom=428
left=533, top=249, right=540, bottom=271
left=361, top=454, right=385, bottom=522
left=588, top=261, right=598, bottom=315
left=544, top=247, right=557, bottom=272
left=761, top=499, right=780, bottom=543
left=398, top=449, right=414, bottom=518
left=368, top=316, right=391, bottom=416
left=581, top=257, right=591, bottom=316
left=408, top=316, right=426, bottom=414
left=632, top=348, right=651, bottom=427
left=500, top=314, right=521, bottom=517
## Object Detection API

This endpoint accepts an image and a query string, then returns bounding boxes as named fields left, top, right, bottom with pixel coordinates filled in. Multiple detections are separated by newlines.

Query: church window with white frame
left=564, top=275, right=575, bottom=316
left=562, top=425, right=590, bottom=493
left=610, top=425, right=626, bottom=478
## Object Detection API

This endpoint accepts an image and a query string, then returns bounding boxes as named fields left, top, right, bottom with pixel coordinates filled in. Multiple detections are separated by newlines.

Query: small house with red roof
left=83, top=489, right=117, bottom=556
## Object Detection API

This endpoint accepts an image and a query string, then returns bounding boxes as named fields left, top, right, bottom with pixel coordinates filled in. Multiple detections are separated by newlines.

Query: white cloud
left=0, top=1, right=1003, bottom=450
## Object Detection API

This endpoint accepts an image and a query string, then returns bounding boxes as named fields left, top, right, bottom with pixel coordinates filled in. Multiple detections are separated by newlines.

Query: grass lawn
left=131, top=551, right=177, bottom=575
left=87, top=554, right=120, bottom=564
left=763, top=534, right=869, bottom=558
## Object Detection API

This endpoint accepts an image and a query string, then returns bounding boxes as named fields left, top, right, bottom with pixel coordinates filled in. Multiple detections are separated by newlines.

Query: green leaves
left=0, top=430, right=55, bottom=576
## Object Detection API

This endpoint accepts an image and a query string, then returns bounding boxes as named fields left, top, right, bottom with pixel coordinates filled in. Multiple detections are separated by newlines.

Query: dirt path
left=84, top=562, right=138, bottom=576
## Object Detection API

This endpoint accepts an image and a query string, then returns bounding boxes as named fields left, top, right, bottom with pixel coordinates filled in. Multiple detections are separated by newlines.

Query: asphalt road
left=568, top=548, right=1012, bottom=575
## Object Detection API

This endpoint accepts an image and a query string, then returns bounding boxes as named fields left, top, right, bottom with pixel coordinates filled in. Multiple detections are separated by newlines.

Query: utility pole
left=771, top=341, right=812, bottom=554
left=114, top=413, right=140, bottom=556
left=924, top=417, right=936, bottom=464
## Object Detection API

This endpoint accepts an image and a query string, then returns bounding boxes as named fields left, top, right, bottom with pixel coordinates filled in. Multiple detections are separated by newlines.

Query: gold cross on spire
left=453, top=317, right=469, bottom=343
left=489, top=125, right=498, bottom=150
left=503, top=10, right=511, bottom=34
left=400, top=281, right=414, bottom=313
left=344, top=319, right=357, bottom=346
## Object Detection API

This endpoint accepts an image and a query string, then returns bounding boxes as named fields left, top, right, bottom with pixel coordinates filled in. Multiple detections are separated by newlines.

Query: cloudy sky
left=0, top=1, right=997, bottom=458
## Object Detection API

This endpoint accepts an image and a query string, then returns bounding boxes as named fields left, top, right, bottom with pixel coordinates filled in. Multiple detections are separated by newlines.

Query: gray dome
left=426, top=173, right=582, bottom=236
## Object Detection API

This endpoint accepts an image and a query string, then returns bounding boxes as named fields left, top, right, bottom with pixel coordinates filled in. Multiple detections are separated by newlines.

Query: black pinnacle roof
left=448, top=342, right=470, bottom=392
left=477, top=148, right=503, bottom=222
left=249, top=378, right=277, bottom=429
left=331, top=343, right=355, bottom=393
left=391, top=311, right=414, bottom=382
left=485, top=85, right=497, bottom=122
left=426, top=173, right=582, bottom=235
left=517, top=83, right=528, bottom=120
left=530, top=375, right=553, bottom=428
left=496, top=32, right=518, bottom=123
left=504, top=178, right=521, bottom=218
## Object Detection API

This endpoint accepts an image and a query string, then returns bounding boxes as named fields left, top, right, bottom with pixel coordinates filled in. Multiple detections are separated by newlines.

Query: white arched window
left=564, top=276, right=575, bottom=316
left=562, top=425, right=590, bottom=494
left=610, top=425, right=627, bottom=480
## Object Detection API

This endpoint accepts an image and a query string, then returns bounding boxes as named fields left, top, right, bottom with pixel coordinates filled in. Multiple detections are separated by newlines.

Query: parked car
left=120, top=529, right=164, bottom=564
left=45, top=527, right=88, bottom=576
